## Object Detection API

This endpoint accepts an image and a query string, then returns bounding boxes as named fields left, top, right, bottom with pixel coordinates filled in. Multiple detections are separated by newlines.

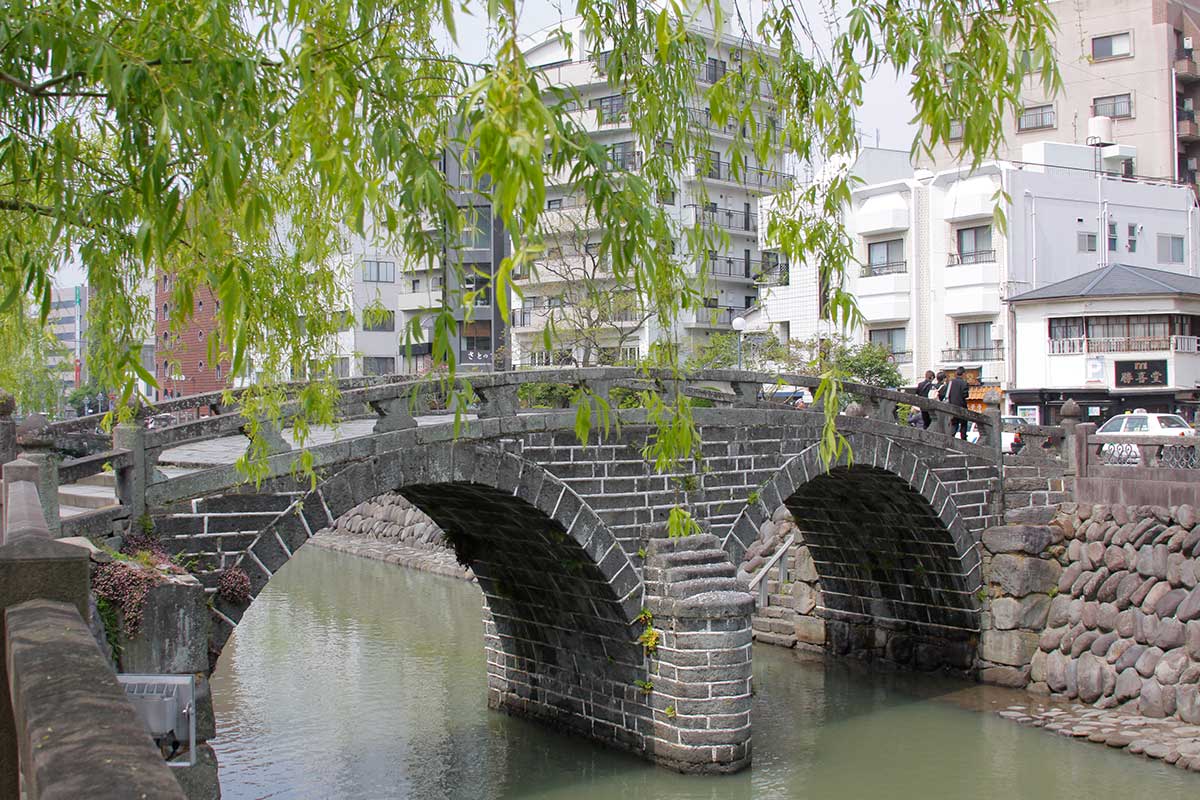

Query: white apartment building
left=758, top=139, right=1200, bottom=411
left=1009, top=263, right=1200, bottom=423
left=509, top=15, right=791, bottom=367
left=46, top=285, right=85, bottom=394
left=925, top=0, right=1200, bottom=185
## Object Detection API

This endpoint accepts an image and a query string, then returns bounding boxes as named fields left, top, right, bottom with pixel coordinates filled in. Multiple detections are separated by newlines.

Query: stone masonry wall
left=323, top=492, right=450, bottom=552
left=981, top=502, right=1200, bottom=724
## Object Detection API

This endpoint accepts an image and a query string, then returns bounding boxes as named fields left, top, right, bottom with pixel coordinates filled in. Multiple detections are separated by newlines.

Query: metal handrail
left=748, top=534, right=796, bottom=608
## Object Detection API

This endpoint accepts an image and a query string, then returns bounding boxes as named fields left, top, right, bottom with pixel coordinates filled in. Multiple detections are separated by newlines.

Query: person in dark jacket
left=939, top=366, right=970, bottom=439
left=913, top=369, right=936, bottom=429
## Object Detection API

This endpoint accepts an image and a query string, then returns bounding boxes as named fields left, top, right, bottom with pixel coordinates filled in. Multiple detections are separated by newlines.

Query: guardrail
left=0, top=458, right=186, bottom=799
left=748, top=533, right=795, bottom=609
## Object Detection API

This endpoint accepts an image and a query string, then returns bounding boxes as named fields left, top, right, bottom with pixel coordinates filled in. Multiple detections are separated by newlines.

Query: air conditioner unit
left=1189, top=157, right=1199, bottom=171
left=1186, top=36, right=1195, bottom=51
left=1186, top=98, right=1196, bottom=111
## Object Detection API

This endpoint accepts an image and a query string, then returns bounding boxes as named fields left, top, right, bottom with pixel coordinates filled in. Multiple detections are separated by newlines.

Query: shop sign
left=1114, top=360, right=1168, bottom=388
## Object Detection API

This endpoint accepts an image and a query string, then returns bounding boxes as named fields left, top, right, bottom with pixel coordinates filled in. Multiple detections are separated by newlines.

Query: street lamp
left=731, top=316, right=746, bottom=370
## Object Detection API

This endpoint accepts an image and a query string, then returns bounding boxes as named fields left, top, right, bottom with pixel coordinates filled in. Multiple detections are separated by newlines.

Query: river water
left=210, top=546, right=1193, bottom=799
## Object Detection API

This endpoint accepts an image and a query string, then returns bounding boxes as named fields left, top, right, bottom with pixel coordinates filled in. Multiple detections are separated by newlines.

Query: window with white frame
left=864, top=238, right=905, bottom=275
left=1158, top=234, right=1186, bottom=264
left=362, top=260, right=395, bottom=283
left=1108, top=221, right=1118, bottom=252
left=1092, top=32, right=1131, bottom=60
left=1077, top=232, right=1097, bottom=253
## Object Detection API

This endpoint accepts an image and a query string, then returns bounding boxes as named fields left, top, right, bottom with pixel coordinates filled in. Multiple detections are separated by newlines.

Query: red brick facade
left=154, top=274, right=229, bottom=399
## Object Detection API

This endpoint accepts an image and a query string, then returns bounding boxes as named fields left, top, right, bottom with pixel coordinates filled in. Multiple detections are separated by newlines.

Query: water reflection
left=211, top=546, right=1193, bottom=799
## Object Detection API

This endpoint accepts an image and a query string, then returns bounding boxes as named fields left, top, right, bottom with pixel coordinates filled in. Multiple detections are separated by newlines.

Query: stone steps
left=663, top=562, right=735, bottom=584
left=57, top=483, right=118, bottom=510
left=657, top=548, right=732, bottom=570
left=750, top=628, right=796, bottom=648
left=666, top=575, right=741, bottom=598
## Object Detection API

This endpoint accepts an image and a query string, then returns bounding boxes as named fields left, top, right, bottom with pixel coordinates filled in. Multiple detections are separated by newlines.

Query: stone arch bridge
left=13, top=368, right=1006, bottom=773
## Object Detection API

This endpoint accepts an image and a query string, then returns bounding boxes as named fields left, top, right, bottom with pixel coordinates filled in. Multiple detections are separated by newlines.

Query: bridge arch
left=206, top=442, right=657, bottom=756
left=724, top=432, right=983, bottom=671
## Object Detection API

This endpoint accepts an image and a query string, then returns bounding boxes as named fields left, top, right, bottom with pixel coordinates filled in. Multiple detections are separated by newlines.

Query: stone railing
left=0, top=459, right=186, bottom=799
left=1071, top=422, right=1200, bottom=506
left=14, top=368, right=998, bottom=528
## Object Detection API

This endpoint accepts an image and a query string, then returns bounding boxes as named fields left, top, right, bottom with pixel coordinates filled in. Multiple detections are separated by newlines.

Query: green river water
left=210, top=546, right=1195, bottom=799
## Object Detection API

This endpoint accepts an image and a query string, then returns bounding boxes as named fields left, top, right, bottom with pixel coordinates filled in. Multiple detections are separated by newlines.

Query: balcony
left=1177, top=49, right=1200, bottom=82
left=889, top=350, right=914, bottom=364
left=688, top=305, right=745, bottom=327
left=1047, top=335, right=1200, bottom=355
left=700, top=255, right=773, bottom=281
left=941, top=346, right=1005, bottom=362
left=691, top=159, right=793, bottom=192
left=753, top=264, right=789, bottom=287
left=688, top=204, right=758, bottom=235
left=860, top=260, right=906, bottom=277
left=947, top=249, right=996, bottom=266
left=694, top=62, right=772, bottom=99
left=1179, top=109, right=1200, bottom=142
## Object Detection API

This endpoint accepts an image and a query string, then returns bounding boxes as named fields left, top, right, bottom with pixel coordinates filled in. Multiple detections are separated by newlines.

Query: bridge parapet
left=0, top=459, right=186, bottom=799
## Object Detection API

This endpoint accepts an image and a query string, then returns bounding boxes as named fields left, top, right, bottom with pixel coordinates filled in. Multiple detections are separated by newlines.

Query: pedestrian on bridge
left=913, top=370, right=936, bottom=429
left=940, top=367, right=970, bottom=440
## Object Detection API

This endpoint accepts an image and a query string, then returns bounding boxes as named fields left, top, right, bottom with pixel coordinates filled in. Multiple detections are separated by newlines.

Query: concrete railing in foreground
left=0, top=458, right=185, bottom=800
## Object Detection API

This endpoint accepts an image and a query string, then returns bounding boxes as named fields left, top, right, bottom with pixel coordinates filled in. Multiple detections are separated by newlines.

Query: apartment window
left=362, top=260, right=395, bottom=283
left=1017, top=103, right=1055, bottom=131
left=865, top=238, right=905, bottom=275
left=546, top=198, right=563, bottom=210
left=702, top=57, right=727, bottom=84
left=588, top=94, right=627, bottom=124
left=1093, top=93, right=1133, bottom=119
left=1158, top=234, right=1186, bottom=264
left=1107, top=222, right=1118, bottom=252
left=1127, top=223, right=1138, bottom=253
left=1077, top=232, right=1097, bottom=253
left=744, top=295, right=755, bottom=308
left=953, top=224, right=993, bottom=264
left=466, top=270, right=492, bottom=307
left=362, top=356, right=396, bottom=376
left=1049, top=317, right=1085, bottom=340
left=411, top=279, right=421, bottom=292
left=1092, top=32, right=1131, bottom=60
left=657, top=189, right=676, bottom=205
left=363, top=310, right=396, bottom=332
left=948, top=120, right=964, bottom=142
left=607, top=141, right=640, bottom=171
left=462, top=320, right=492, bottom=352
left=958, top=321, right=993, bottom=351
left=458, top=208, right=492, bottom=250
left=869, top=327, right=907, bottom=354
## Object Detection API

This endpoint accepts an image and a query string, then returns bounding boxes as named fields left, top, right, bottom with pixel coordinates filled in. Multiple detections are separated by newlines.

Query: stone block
left=117, top=575, right=211, bottom=674
left=980, top=629, right=1039, bottom=668
left=982, top=525, right=1052, bottom=555
left=989, top=555, right=1061, bottom=597
left=794, top=616, right=825, bottom=646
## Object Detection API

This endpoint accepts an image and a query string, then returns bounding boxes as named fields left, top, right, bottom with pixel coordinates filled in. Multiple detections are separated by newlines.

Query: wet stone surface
left=993, top=700, right=1200, bottom=773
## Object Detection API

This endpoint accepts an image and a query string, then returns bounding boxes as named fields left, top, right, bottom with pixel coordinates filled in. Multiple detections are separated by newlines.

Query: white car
left=966, top=416, right=1027, bottom=453
left=1096, top=412, right=1195, bottom=437
left=1097, top=411, right=1196, bottom=466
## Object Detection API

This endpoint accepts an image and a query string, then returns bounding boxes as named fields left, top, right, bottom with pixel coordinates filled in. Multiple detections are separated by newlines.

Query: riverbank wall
left=304, top=493, right=473, bottom=581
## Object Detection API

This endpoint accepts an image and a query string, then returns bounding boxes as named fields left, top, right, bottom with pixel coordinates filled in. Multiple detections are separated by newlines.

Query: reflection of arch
left=725, top=436, right=981, bottom=657
left=209, top=443, right=643, bottom=672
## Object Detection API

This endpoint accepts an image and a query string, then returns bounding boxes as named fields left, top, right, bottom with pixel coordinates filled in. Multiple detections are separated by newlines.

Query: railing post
left=476, top=383, right=520, bottom=418
left=0, top=391, right=15, bottom=542
left=730, top=380, right=760, bottom=407
left=981, top=389, right=1002, bottom=457
left=370, top=395, right=421, bottom=432
left=1074, top=423, right=1096, bottom=479
left=20, top=453, right=60, bottom=538
left=1059, top=399, right=1080, bottom=473
left=113, top=421, right=149, bottom=522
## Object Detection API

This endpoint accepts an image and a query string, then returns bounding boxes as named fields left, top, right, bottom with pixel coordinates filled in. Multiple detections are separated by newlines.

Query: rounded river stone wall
left=323, top=492, right=451, bottom=553
left=983, top=502, right=1200, bottom=723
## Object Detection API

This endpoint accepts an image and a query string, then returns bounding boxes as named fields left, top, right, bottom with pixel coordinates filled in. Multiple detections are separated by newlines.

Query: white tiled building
left=758, top=140, right=1200, bottom=409
left=509, top=15, right=791, bottom=366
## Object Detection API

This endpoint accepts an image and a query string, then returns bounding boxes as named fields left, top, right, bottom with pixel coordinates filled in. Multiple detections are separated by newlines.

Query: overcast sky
left=58, top=0, right=916, bottom=288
